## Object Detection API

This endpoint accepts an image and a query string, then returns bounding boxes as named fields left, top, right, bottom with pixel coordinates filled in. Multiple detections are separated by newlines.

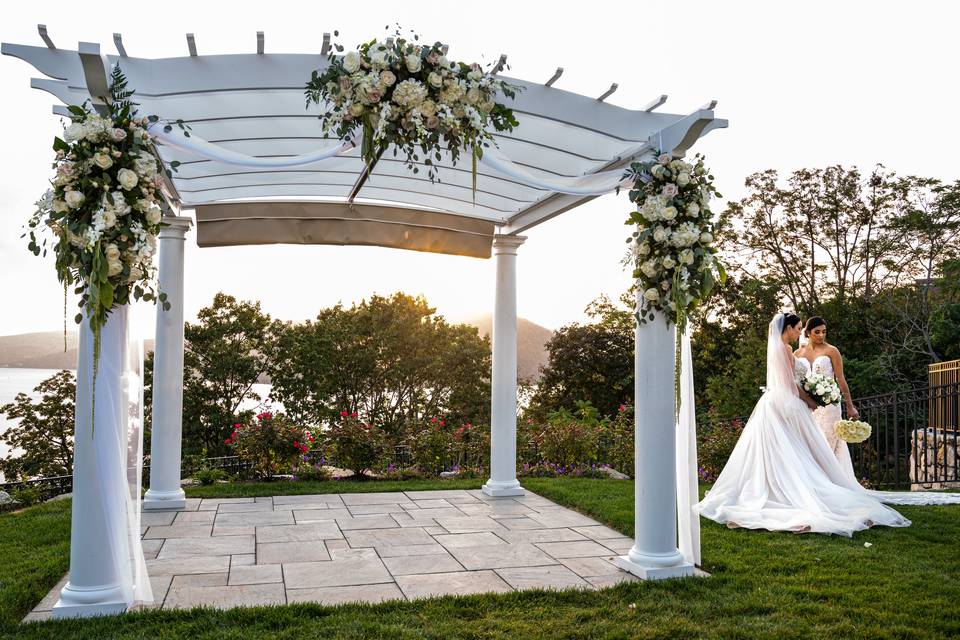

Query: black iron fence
left=853, top=382, right=960, bottom=489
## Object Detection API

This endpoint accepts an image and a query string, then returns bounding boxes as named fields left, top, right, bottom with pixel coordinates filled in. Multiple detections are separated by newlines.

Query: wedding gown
left=796, top=355, right=859, bottom=485
left=697, top=314, right=960, bottom=537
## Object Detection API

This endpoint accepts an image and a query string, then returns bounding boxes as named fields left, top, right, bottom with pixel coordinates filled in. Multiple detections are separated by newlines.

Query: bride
left=697, top=312, right=960, bottom=536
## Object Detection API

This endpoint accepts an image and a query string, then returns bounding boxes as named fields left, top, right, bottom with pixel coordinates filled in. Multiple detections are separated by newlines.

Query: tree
left=181, top=293, right=281, bottom=456
left=526, top=295, right=634, bottom=420
left=0, top=370, right=75, bottom=479
left=269, top=293, right=491, bottom=437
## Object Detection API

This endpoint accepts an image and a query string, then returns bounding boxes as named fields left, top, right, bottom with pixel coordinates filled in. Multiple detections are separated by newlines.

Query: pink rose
left=662, top=183, right=679, bottom=198
left=657, top=153, right=672, bottom=165
left=339, top=76, right=353, bottom=92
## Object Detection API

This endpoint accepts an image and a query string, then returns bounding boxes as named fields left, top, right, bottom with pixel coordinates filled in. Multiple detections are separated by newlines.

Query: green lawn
left=2, top=478, right=959, bottom=639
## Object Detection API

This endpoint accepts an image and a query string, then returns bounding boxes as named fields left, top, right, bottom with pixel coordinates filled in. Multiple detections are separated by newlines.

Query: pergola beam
left=77, top=42, right=111, bottom=116
left=597, top=83, right=618, bottom=102
left=186, top=33, right=197, bottom=57
left=491, top=54, right=507, bottom=75
left=643, top=94, right=668, bottom=112
left=321, top=32, right=331, bottom=56
left=545, top=67, right=563, bottom=87
left=38, top=24, right=55, bottom=49
left=257, top=31, right=264, bottom=55
left=113, top=33, right=127, bottom=57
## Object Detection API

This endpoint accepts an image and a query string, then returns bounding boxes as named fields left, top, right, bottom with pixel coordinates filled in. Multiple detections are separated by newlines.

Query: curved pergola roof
left=3, top=31, right=727, bottom=258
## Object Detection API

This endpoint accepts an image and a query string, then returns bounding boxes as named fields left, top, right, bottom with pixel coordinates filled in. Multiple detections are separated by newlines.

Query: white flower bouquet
left=25, top=66, right=168, bottom=357
left=304, top=27, right=520, bottom=190
left=801, top=371, right=842, bottom=407
left=623, top=152, right=726, bottom=329
left=835, top=419, right=872, bottom=444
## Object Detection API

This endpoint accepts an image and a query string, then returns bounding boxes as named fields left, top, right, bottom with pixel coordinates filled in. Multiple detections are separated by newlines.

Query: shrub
left=326, top=412, right=387, bottom=477
left=408, top=418, right=454, bottom=476
left=533, top=409, right=600, bottom=467
left=226, top=411, right=318, bottom=478
left=519, top=462, right=609, bottom=478
left=9, top=484, right=44, bottom=507
left=451, top=422, right=489, bottom=471
left=607, top=404, right=634, bottom=477
left=697, top=417, right=745, bottom=482
left=193, top=468, right=229, bottom=486
left=292, top=463, right=332, bottom=482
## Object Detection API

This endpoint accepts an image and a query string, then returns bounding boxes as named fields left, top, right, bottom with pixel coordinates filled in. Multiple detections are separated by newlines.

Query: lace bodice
left=795, top=354, right=835, bottom=380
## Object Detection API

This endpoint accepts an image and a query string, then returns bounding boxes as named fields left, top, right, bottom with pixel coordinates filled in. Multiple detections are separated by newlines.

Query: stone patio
left=26, top=489, right=642, bottom=621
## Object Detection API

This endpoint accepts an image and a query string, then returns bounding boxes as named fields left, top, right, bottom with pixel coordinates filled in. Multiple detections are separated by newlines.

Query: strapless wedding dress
left=795, top=355, right=858, bottom=484
left=697, top=355, right=960, bottom=536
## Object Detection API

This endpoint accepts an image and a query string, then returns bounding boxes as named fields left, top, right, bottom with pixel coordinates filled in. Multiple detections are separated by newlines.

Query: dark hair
left=782, top=313, right=802, bottom=333
left=805, top=316, right=827, bottom=337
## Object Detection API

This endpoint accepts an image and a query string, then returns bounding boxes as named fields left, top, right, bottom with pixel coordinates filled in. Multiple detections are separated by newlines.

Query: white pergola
left=4, top=27, right=726, bottom=618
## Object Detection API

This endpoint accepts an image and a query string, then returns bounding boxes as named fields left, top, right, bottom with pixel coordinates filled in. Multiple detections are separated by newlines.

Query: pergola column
left=614, top=301, right=695, bottom=580
left=53, top=306, right=130, bottom=618
left=483, top=234, right=526, bottom=497
left=144, top=215, right=192, bottom=511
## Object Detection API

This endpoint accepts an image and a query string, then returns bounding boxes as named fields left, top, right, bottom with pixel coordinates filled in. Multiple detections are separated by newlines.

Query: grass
left=2, top=478, right=959, bottom=639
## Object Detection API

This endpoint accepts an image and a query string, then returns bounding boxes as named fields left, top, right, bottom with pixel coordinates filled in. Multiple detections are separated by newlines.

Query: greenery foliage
left=0, top=370, right=75, bottom=480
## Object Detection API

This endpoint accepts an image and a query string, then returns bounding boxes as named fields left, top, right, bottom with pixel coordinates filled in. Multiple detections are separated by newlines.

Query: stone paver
left=28, top=488, right=659, bottom=620
left=447, top=543, right=556, bottom=570
left=382, top=553, right=464, bottom=576
left=395, top=570, right=512, bottom=599
left=495, top=565, right=590, bottom=590
left=257, top=541, right=330, bottom=564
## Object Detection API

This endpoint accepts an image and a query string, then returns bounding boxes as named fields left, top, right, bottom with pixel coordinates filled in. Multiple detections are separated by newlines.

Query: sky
left=1, top=0, right=958, bottom=339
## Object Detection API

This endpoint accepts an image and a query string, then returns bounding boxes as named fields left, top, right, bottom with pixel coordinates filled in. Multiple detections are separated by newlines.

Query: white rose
left=64, top=122, right=85, bottom=142
left=419, top=100, right=437, bottom=117
left=101, top=209, right=117, bottom=229
left=349, top=103, right=365, bottom=117
left=700, top=232, right=714, bottom=244
left=428, top=71, right=443, bottom=88
left=468, top=69, right=482, bottom=82
left=117, top=168, right=138, bottom=190
left=380, top=70, right=397, bottom=86
left=93, top=153, right=113, bottom=170
left=110, top=128, right=127, bottom=142
left=676, top=172, right=691, bottom=186
left=643, top=288, right=660, bottom=302
left=679, top=249, right=695, bottom=265
left=637, top=242, right=651, bottom=256
left=661, top=206, right=678, bottom=221
left=52, top=199, right=69, bottom=213
left=343, top=51, right=361, bottom=73
left=466, top=88, right=482, bottom=105
left=369, top=50, right=388, bottom=69
left=686, top=203, right=700, bottom=217
left=653, top=226, right=670, bottom=243
left=405, top=54, right=422, bottom=73
left=146, top=205, right=162, bottom=225
left=640, top=260, right=659, bottom=278
left=64, top=190, right=85, bottom=209
left=662, top=256, right=676, bottom=269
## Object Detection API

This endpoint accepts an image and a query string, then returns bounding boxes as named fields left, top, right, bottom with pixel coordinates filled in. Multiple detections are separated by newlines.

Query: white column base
left=614, top=547, right=695, bottom=580
left=52, top=582, right=129, bottom=619
left=482, top=480, right=525, bottom=497
left=143, top=488, right=186, bottom=511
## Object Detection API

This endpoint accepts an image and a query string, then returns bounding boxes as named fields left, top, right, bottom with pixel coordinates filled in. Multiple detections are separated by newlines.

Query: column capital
left=159, top=215, right=193, bottom=239
left=492, top=234, right=526, bottom=255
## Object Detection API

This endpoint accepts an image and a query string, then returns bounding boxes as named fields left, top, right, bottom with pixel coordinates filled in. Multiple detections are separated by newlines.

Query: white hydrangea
left=393, top=79, right=428, bottom=109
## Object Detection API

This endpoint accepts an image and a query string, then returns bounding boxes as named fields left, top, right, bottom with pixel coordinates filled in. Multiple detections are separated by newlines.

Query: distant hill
left=0, top=332, right=154, bottom=370
left=467, top=315, right=553, bottom=381
left=0, top=318, right=553, bottom=380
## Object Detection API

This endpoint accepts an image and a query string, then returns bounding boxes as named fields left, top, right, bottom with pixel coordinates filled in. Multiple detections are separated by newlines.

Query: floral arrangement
left=225, top=411, right=317, bottom=477
left=304, top=27, right=520, bottom=191
left=25, top=66, right=169, bottom=376
left=835, top=419, right=872, bottom=444
left=623, top=151, right=726, bottom=330
left=801, top=372, right=842, bottom=407
left=622, top=151, right=726, bottom=414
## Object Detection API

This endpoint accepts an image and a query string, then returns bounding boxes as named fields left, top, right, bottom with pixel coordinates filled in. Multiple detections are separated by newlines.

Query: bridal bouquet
left=304, top=28, right=520, bottom=191
left=801, top=372, right=842, bottom=407
left=835, top=419, right=872, bottom=444
left=25, top=65, right=168, bottom=361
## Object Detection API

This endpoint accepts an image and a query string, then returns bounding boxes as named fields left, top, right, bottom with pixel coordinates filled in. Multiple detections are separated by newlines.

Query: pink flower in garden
left=430, top=417, right=437, bottom=423
left=340, top=411, right=348, bottom=417
left=619, top=404, right=626, bottom=412
left=662, top=183, right=679, bottom=198
left=351, top=412, right=357, bottom=418
left=439, top=420, right=445, bottom=427
left=257, top=411, right=272, bottom=421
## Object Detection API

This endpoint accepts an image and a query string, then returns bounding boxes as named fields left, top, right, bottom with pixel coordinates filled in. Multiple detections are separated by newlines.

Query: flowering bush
left=533, top=410, right=600, bottom=467
left=225, top=411, right=317, bottom=478
left=408, top=417, right=453, bottom=476
left=304, top=27, right=520, bottom=188
left=326, top=412, right=387, bottom=477
left=607, top=404, right=634, bottom=477
left=624, top=152, right=726, bottom=329
left=26, top=66, right=168, bottom=356
left=451, top=422, right=489, bottom=471
left=697, top=417, right=745, bottom=482
left=519, top=462, right=608, bottom=479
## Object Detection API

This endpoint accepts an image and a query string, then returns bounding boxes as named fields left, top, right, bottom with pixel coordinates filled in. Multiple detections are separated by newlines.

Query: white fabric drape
left=147, top=125, right=641, bottom=196
left=676, top=329, right=701, bottom=566
left=94, top=306, right=152, bottom=607
left=148, top=124, right=357, bottom=168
